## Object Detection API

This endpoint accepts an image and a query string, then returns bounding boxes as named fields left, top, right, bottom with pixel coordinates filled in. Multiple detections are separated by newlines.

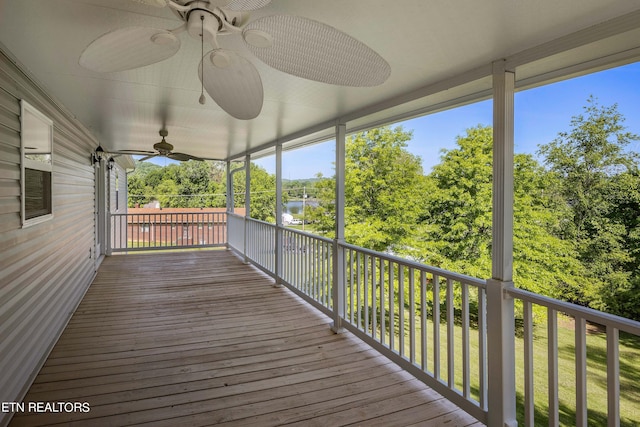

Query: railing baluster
left=523, top=300, right=534, bottom=427
left=575, top=316, right=587, bottom=427
left=462, top=282, right=470, bottom=398
left=477, top=287, right=487, bottom=400
left=447, top=277, right=454, bottom=388
left=325, top=241, right=329, bottom=305
left=409, top=268, right=415, bottom=364
left=371, top=255, right=377, bottom=340
left=350, top=249, right=355, bottom=325
left=389, top=261, right=395, bottom=352
left=322, top=241, right=328, bottom=305
left=380, top=258, right=386, bottom=346
left=421, top=271, right=427, bottom=371
left=316, top=238, right=321, bottom=302
left=356, top=251, right=361, bottom=330
left=399, top=265, right=405, bottom=357
left=364, top=254, right=369, bottom=335
left=548, top=307, right=559, bottom=427
left=607, top=326, right=620, bottom=427
left=295, top=232, right=299, bottom=288
left=433, top=274, right=440, bottom=380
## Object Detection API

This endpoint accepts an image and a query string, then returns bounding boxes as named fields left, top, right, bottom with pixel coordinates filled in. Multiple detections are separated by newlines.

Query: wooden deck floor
left=10, top=250, right=481, bottom=427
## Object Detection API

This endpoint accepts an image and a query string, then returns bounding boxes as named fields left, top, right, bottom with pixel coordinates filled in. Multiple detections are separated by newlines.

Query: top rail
left=508, top=286, right=640, bottom=335
left=339, top=241, right=487, bottom=289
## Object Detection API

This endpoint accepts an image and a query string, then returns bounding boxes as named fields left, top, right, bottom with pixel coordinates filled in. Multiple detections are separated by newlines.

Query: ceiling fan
left=79, top=0, right=391, bottom=120
left=117, top=129, right=209, bottom=161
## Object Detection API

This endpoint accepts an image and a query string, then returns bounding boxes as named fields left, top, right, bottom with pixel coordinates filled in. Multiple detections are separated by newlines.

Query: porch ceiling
left=0, top=0, right=639, bottom=161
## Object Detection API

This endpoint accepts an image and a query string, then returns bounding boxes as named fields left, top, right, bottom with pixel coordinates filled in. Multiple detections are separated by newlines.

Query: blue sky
left=266, top=61, right=640, bottom=179
left=145, top=62, right=640, bottom=179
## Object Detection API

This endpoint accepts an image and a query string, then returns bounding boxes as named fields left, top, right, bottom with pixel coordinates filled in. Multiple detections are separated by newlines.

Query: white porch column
left=226, top=160, right=233, bottom=214
left=225, top=160, right=233, bottom=250
left=332, top=123, right=346, bottom=333
left=274, top=143, right=283, bottom=286
left=487, top=60, right=517, bottom=427
left=244, top=154, right=251, bottom=263
left=105, top=160, right=112, bottom=256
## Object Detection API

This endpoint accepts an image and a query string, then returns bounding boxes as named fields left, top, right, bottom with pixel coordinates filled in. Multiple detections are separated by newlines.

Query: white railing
left=244, top=217, right=276, bottom=273
left=110, top=211, right=227, bottom=252
left=227, top=212, right=245, bottom=252
left=227, top=219, right=640, bottom=426
left=281, top=227, right=333, bottom=313
left=340, top=242, right=488, bottom=422
left=508, top=287, right=640, bottom=427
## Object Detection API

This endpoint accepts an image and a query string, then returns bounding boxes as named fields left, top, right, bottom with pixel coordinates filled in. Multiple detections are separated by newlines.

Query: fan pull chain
left=198, top=15, right=206, bottom=105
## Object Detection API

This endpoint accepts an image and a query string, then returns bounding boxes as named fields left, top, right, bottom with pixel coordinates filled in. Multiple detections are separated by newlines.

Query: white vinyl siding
left=0, top=48, right=99, bottom=427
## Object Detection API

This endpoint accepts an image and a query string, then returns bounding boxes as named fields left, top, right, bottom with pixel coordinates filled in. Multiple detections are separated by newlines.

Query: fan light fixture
left=79, top=0, right=390, bottom=120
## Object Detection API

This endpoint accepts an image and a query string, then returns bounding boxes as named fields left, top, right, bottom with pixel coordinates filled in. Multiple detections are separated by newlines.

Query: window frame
left=20, top=100, right=54, bottom=227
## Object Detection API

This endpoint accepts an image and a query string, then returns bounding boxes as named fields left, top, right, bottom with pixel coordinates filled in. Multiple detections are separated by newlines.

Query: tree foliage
left=400, top=125, right=586, bottom=298
left=232, top=162, right=284, bottom=223
left=127, top=160, right=281, bottom=222
left=308, top=126, right=426, bottom=251
left=538, top=97, right=640, bottom=317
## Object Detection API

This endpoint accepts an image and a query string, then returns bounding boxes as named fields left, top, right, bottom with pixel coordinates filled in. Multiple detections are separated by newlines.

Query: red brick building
left=125, top=207, right=245, bottom=248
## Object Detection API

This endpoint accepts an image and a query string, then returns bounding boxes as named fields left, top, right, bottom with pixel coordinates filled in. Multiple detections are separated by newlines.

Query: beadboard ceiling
left=0, top=0, right=639, bottom=161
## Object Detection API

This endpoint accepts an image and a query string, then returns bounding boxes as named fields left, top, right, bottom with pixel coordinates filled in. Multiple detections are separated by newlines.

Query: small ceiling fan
left=79, top=0, right=391, bottom=120
left=117, top=129, right=208, bottom=161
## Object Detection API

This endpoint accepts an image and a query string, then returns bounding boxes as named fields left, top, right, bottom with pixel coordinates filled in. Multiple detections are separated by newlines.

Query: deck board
left=10, top=250, right=481, bottom=426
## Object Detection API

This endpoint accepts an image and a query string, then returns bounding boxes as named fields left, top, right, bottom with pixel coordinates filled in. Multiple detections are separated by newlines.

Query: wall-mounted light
left=107, top=157, right=115, bottom=170
left=92, top=145, right=108, bottom=164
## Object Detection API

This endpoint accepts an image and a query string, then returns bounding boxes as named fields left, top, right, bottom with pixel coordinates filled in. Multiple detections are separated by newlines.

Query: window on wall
left=21, top=100, right=53, bottom=226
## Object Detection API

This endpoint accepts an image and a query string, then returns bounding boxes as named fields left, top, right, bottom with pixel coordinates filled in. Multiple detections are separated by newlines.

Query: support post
left=105, top=161, right=112, bottom=256
left=332, top=123, right=346, bottom=333
left=274, top=143, right=283, bottom=286
left=225, top=160, right=232, bottom=250
left=226, top=160, right=233, bottom=214
left=487, top=59, right=517, bottom=427
left=244, top=154, right=251, bottom=263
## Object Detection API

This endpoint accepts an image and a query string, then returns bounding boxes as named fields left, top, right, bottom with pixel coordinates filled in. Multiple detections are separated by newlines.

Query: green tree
left=345, top=127, right=426, bottom=251
left=306, top=173, right=336, bottom=236
left=128, top=160, right=228, bottom=208
left=538, top=97, right=640, bottom=318
left=404, top=125, right=586, bottom=299
left=155, top=178, right=179, bottom=208
left=308, top=126, right=426, bottom=251
left=232, top=162, right=284, bottom=223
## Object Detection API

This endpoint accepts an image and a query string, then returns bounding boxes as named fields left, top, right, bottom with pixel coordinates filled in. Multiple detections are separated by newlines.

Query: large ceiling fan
left=117, top=129, right=209, bottom=161
left=79, top=0, right=391, bottom=120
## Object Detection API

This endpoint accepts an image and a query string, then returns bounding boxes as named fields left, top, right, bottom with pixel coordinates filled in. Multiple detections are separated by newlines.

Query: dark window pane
left=25, top=168, right=52, bottom=220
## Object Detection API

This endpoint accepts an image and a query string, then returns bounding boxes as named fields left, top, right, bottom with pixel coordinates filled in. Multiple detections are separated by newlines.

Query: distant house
left=282, top=213, right=293, bottom=225
left=122, top=207, right=245, bottom=248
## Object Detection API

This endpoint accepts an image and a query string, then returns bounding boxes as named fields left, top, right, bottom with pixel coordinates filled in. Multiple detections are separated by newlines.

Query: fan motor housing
left=186, top=8, right=222, bottom=44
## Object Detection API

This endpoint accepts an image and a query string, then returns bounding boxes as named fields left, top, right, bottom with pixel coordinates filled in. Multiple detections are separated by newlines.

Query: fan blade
left=199, top=49, right=263, bottom=120
left=225, top=0, right=271, bottom=11
left=116, top=149, right=157, bottom=155
left=138, top=154, right=159, bottom=162
left=131, top=0, right=167, bottom=7
left=243, top=16, right=390, bottom=87
left=168, top=152, right=203, bottom=161
left=79, top=27, right=180, bottom=73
